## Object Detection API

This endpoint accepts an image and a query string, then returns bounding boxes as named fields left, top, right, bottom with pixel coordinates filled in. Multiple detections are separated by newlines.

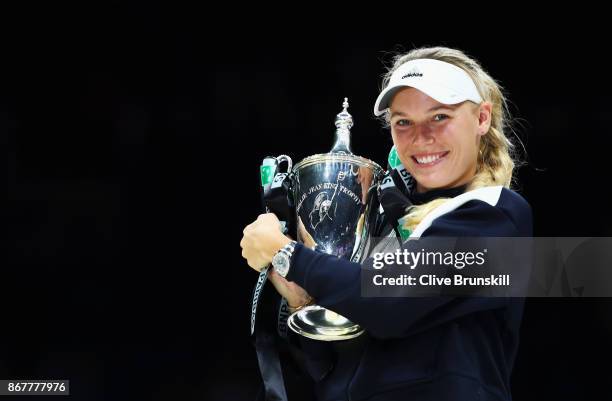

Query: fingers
left=240, top=234, right=265, bottom=272
left=240, top=213, right=284, bottom=272
left=297, top=217, right=316, bottom=249
left=256, top=212, right=279, bottom=223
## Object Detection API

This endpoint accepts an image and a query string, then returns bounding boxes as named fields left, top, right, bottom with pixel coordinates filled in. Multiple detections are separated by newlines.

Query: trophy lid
left=331, top=97, right=353, bottom=154
left=293, top=97, right=383, bottom=175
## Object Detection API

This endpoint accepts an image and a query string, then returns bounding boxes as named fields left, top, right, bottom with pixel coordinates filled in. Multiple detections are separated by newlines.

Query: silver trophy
left=285, top=98, right=382, bottom=341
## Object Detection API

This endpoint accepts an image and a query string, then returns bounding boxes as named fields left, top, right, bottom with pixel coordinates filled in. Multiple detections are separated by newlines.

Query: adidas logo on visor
left=401, top=68, right=423, bottom=79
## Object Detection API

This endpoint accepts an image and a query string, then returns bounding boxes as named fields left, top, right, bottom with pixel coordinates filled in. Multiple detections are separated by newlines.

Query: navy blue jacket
left=286, top=185, right=533, bottom=401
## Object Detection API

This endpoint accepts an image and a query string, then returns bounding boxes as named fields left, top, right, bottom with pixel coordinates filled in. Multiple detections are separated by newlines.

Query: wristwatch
left=272, top=240, right=297, bottom=278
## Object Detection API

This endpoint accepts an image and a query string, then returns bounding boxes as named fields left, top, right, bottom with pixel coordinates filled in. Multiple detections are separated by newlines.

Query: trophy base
left=287, top=304, right=364, bottom=341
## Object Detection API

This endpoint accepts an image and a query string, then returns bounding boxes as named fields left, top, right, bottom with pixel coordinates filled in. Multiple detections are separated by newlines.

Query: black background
left=3, top=5, right=612, bottom=401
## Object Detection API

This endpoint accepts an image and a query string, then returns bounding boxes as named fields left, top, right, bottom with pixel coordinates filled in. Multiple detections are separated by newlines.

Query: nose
left=411, top=123, right=435, bottom=146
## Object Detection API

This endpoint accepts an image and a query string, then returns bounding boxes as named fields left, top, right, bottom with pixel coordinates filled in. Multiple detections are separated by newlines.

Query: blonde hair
left=378, top=46, right=523, bottom=233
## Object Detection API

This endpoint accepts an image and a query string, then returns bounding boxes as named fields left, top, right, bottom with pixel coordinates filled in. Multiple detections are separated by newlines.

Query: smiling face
left=389, top=87, right=492, bottom=193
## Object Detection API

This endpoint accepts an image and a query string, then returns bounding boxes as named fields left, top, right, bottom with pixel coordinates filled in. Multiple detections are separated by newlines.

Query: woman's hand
left=241, top=213, right=314, bottom=308
left=240, top=213, right=291, bottom=272
left=297, top=217, right=316, bottom=249
left=267, top=269, right=313, bottom=310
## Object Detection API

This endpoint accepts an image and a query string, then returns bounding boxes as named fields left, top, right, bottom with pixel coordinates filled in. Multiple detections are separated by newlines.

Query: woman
left=241, top=46, right=532, bottom=401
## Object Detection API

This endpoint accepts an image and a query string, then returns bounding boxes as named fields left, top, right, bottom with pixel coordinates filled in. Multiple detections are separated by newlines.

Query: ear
left=477, top=102, right=493, bottom=136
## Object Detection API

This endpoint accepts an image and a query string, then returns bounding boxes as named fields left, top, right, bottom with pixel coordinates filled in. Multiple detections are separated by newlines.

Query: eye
left=395, top=119, right=411, bottom=127
left=433, top=114, right=449, bottom=122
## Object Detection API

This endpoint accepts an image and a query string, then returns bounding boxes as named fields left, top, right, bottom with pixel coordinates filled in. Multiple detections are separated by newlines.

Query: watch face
left=273, top=253, right=290, bottom=276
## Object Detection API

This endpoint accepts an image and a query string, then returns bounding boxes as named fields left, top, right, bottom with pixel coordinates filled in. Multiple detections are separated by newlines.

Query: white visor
left=373, top=58, right=483, bottom=116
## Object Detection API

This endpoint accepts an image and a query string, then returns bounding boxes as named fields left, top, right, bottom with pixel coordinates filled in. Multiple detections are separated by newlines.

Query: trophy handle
left=275, top=154, right=293, bottom=173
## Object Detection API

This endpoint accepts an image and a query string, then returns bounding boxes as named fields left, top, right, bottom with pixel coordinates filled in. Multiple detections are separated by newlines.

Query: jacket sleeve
left=285, top=199, right=532, bottom=339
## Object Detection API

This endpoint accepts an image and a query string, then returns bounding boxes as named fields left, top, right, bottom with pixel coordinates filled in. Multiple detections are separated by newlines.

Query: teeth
left=415, top=153, right=445, bottom=164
